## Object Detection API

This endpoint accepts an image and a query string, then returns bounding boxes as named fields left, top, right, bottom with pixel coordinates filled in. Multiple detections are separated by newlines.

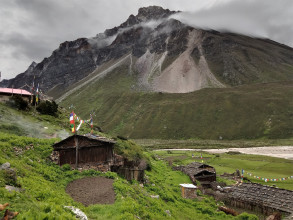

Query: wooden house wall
left=59, top=150, right=76, bottom=165
left=0, top=94, right=30, bottom=103
left=78, top=145, right=113, bottom=164
left=58, top=145, right=113, bottom=166
left=194, top=171, right=216, bottom=182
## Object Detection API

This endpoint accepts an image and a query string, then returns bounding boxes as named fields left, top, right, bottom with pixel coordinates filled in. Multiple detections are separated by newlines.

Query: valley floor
left=155, top=146, right=293, bottom=160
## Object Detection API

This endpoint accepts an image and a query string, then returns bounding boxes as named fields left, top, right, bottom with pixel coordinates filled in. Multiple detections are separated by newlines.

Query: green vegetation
left=114, top=139, right=145, bottom=162
left=154, top=150, right=293, bottom=190
left=0, top=133, right=258, bottom=219
left=36, top=100, right=58, bottom=116
left=9, top=95, right=29, bottom=110
left=0, top=102, right=69, bottom=138
left=202, top=33, right=293, bottom=86
left=61, top=65, right=293, bottom=140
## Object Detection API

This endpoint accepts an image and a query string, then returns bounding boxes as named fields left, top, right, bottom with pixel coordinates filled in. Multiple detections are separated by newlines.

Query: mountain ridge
left=1, top=6, right=293, bottom=96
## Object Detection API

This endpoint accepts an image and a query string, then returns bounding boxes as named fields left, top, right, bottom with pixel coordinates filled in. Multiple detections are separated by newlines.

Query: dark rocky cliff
left=0, top=6, right=179, bottom=92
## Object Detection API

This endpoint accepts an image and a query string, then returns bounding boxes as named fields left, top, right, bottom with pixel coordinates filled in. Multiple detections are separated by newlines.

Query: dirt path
left=155, top=146, right=293, bottom=160
left=66, top=177, right=115, bottom=206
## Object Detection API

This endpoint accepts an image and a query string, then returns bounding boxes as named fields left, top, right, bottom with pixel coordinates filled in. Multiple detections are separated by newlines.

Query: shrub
left=114, top=139, right=144, bottom=162
left=37, top=100, right=58, bottom=116
left=61, top=164, right=71, bottom=171
left=9, top=95, right=28, bottom=110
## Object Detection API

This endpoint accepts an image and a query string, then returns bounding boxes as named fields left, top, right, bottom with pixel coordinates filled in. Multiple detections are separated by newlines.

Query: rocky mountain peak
left=29, top=61, right=37, bottom=69
left=137, top=6, right=178, bottom=21
left=104, top=6, right=178, bottom=37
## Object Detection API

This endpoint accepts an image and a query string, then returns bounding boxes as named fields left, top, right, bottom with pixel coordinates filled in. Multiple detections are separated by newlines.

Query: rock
left=5, top=185, right=23, bottom=192
left=0, top=162, right=10, bottom=170
left=64, top=206, right=88, bottom=220
left=150, top=195, right=160, bottom=199
left=165, top=210, right=171, bottom=216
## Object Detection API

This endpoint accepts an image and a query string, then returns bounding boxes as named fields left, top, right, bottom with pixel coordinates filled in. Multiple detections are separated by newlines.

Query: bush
left=9, top=95, right=28, bottom=110
left=114, top=139, right=144, bottom=162
left=37, top=100, right=58, bottom=116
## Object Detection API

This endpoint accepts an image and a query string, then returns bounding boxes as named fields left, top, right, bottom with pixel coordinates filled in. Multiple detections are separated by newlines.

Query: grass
left=153, top=150, right=293, bottom=190
left=0, top=102, right=70, bottom=139
left=0, top=133, right=258, bottom=219
left=202, top=32, right=293, bottom=86
left=60, top=60, right=293, bottom=140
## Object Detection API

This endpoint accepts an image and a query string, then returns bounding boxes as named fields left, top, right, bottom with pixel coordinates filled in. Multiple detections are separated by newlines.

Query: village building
left=220, top=183, right=293, bottom=216
left=52, top=134, right=115, bottom=172
left=173, top=162, right=216, bottom=186
left=52, top=134, right=147, bottom=182
left=0, top=88, right=32, bottom=103
left=179, top=183, right=197, bottom=199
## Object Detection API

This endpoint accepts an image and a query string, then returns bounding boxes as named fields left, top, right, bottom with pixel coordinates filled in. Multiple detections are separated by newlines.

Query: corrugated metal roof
left=0, top=88, right=32, bottom=96
left=180, top=184, right=197, bottom=188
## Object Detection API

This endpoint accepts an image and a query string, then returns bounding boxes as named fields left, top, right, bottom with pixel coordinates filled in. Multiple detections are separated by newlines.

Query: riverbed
left=156, top=146, right=293, bottom=160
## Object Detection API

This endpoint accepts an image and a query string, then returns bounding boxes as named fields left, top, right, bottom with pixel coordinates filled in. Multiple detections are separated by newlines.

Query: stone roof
left=174, top=162, right=215, bottom=176
left=53, top=134, right=116, bottom=150
left=227, top=183, right=293, bottom=214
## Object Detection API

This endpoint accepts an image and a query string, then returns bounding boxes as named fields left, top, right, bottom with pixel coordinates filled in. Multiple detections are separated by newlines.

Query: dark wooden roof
left=173, top=162, right=216, bottom=176
left=227, top=183, right=293, bottom=214
left=53, top=134, right=116, bottom=150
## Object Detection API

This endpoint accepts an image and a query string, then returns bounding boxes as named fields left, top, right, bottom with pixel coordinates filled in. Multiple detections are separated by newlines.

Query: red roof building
left=0, top=88, right=32, bottom=102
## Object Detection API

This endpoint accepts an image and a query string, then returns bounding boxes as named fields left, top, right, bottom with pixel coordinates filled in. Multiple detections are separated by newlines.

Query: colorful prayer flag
left=70, top=112, right=75, bottom=133
left=36, top=83, right=39, bottom=104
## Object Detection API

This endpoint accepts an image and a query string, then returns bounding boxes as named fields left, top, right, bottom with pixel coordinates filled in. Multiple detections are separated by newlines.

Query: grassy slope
left=0, top=133, right=258, bottom=219
left=154, top=150, right=293, bottom=191
left=0, top=102, right=69, bottom=139
left=202, top=32, right=293, bottom=86
left=60, top=62, right=293, bottom=140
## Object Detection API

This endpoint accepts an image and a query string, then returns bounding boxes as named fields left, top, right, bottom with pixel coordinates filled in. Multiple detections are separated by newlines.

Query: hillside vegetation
left=155, top=150, right=293, bottom=190
left=60, top=62, right=293, bottom=140
left=0, top=102, right=69, bottom=139
left=0, top=133, right=258, bottom=219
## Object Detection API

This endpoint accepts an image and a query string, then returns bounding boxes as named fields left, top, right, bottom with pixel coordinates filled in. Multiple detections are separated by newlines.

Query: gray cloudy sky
left=0, top=0, right=292, bottom=80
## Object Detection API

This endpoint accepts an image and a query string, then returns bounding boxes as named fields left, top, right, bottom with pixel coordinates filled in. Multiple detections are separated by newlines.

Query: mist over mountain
left=1, top=6, right=293, bottom=96
left=1, top=6, right=293, bottom=140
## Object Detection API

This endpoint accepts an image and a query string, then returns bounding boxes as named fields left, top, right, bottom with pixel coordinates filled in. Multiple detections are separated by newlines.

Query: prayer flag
left=36, top=83, right=39, bottom=104
left=70, top=112, right=75, bottom=133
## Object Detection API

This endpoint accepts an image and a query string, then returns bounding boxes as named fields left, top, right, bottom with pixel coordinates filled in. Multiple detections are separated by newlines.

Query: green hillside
left=60, top=62, right=293, bottom=140
left=0, top=133, right=259, bottom=219
left=0, top=102, right=69, bottom=139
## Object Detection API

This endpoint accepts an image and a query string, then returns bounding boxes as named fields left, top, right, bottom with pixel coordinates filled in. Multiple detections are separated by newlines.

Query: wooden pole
left=75, top=135, right=79, bottom=169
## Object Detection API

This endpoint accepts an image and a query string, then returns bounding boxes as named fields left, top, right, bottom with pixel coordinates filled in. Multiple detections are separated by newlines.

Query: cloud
left=171, top=0, right=293, bottom=46
left=0, top=0, right=292, bottom=80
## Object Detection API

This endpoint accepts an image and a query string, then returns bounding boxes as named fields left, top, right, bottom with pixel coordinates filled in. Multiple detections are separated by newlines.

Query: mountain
left=1, top=6, right=293, bottom=139
left=2, top=6, right=293, bottom=95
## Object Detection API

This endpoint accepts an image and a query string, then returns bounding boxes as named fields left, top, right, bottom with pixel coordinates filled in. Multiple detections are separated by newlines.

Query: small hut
left=180, top=184, right=197, bottom=199
left=173, top=162, right=216, bottom=186
left=52, top=134, right=115, bottom=171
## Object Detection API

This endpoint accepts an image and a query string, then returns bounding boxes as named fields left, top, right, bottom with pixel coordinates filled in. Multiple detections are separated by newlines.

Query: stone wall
left=181, top=187, right=197, bottom=199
